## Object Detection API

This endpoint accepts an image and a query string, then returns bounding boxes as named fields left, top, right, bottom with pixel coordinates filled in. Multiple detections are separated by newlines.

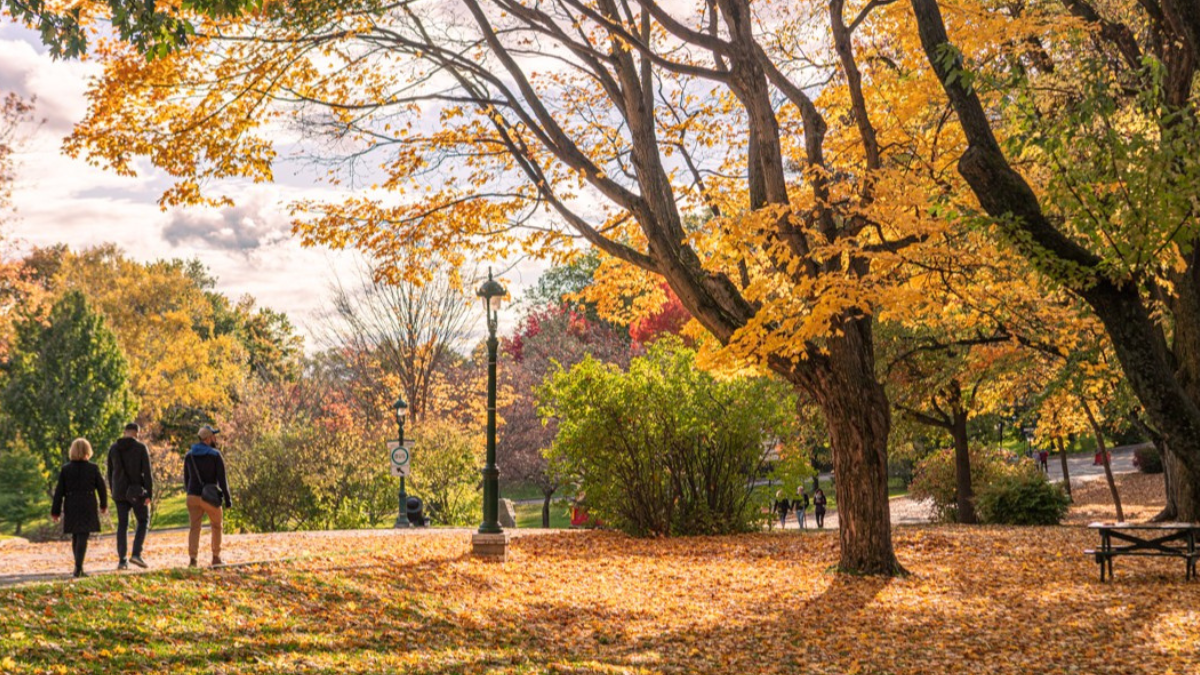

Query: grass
left=151, top=493, right=190, bottom=529
left=514, top=501, right=571, bottom=529
left=1, top=527, right=1195, bottom=674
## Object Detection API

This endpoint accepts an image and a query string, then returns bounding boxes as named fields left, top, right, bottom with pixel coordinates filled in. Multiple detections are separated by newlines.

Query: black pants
left=116, top=500, right=149, bottom=560
left=815, top=510, right=826, bottom=528
left=71, top=532, right=89, bottom=572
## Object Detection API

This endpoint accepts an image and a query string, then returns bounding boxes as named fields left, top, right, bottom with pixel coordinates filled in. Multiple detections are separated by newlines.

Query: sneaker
left=72, top=570, right=88, bottom=578
left=129, top=556, right=148, bottom=569
left=117, top=560, right=129, bottom=571
left=211, top=557, right=224, bottom=567
left=188, top=558, right=198, bottom=568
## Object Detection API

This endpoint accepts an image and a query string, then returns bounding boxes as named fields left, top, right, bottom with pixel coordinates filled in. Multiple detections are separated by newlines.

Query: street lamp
left=473, top=268, right=508, bottom=559
left=392, top=396, right=410, bottom=529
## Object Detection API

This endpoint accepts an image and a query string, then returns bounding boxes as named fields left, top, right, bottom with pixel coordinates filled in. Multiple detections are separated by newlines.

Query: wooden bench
left=1086, top=522, right=1200, bottom=582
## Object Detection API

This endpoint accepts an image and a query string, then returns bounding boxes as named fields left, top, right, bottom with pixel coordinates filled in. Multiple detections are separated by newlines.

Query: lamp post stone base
left=470, top=532, right=509, bottom=561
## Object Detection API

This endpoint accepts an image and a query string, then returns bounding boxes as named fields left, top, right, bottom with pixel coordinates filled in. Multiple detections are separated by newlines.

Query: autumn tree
left=908, top=0, right=1200, bottom=520
left=53, top=0, right=1000, bottom=575
left=501, top=300, right=632, bottom=527
left=317, top=261, right=476, bottom=425
left=2, top=290, right=136, bottom=479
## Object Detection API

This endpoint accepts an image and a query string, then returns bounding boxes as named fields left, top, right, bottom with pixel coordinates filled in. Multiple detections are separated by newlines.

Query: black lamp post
left=476, top=268, right=506, bottom=536
left=392, top=396, right=410, bottom=529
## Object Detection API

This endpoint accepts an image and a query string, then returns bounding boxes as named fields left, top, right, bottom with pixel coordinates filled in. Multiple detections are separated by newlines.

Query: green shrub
left=540, top=340, right=798, bottom=537
left=975, top=463, right=1070, bottom=525
left=1133, top=445, right=1163, bottom=474
left=909, top=445, right=1010, bottom=523
left=407, top=419, right=483, bottom=526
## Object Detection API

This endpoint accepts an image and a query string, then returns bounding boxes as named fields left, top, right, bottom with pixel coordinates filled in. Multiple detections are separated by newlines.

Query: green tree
left=2, top=290, right=136, bottom=478
left=408, top=419, right=483, bottom=527
left=0, top=444, right=47, bottom=535
left=540, top=341, right=797, bottom=537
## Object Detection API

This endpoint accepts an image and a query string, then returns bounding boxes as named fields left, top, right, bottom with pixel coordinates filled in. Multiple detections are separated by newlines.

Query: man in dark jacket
left=107, top=422, right=153, bottom=570
left=184, top=424, right=231, bottom=567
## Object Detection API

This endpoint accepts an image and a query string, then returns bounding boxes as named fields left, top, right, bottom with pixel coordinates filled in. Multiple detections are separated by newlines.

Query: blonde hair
left=68, top=438, right=93, bottom=461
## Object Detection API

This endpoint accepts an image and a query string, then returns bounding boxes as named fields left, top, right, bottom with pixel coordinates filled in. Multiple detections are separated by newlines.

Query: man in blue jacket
left=184, top=424, right=231, bottom=567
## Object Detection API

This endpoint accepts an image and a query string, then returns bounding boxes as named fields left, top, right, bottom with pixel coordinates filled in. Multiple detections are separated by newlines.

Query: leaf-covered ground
left=1, top=526, right=1197, bottom=675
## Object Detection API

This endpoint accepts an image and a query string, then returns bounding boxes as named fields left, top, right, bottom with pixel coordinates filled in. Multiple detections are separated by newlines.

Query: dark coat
left=792, top=494, right=809, bottom=512
left=106, top=437, right=153, bottom=503
left=184, top=443, right=231, bottom=508
left=52, top=460, right=108, bottom=534
left=813, top=492, right=827, bottom=514
left=773, top=498, right=791, bottom=515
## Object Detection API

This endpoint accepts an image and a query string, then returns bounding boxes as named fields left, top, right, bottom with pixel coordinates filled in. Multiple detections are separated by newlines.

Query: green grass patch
left=514, top=501, right=570, bottom=529
left=151, top=493, right=189, bottom=529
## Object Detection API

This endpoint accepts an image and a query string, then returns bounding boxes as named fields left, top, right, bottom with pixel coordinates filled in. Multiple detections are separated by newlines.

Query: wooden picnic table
left=1086, top=522, right=1200, bottom=582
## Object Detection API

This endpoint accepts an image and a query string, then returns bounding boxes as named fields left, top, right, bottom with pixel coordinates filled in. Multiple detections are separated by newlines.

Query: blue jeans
left=116, top=500, right=149, bottom=560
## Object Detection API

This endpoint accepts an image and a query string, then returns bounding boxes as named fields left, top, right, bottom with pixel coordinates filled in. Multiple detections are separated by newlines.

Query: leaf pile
left=0, top=527, right=1196, bottom=674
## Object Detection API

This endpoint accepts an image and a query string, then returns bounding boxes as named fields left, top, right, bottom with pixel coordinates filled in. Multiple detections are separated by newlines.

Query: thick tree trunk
left=950, top=410, right=977, bottom=524
left=1055, top=437, right=1072, bottom=500
left=806, top=323, right=905, bottom=575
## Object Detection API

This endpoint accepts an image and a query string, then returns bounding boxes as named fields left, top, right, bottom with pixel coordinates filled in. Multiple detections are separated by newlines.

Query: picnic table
left=1086, top=522, right=1200, bottom=582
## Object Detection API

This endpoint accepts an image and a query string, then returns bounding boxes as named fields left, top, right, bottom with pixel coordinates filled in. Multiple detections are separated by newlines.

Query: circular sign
left=391, top=446, right=410, bottom=466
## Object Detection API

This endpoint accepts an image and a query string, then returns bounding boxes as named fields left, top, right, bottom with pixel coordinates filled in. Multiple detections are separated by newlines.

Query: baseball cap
left=198, top=424, right=221, bottom=439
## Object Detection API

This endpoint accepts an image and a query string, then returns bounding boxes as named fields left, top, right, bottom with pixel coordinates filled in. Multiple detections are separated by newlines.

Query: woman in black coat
left=51, top=438, right=108, bottom=578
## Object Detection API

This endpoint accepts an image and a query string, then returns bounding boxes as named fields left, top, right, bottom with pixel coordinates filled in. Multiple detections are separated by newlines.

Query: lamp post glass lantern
left=477, top=268, right=506, bottom=535
left=393, top=396, right=410, bottom=529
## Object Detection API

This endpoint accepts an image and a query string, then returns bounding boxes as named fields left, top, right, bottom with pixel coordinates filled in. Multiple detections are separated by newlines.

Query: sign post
left=389, top=439, right=414, bottom=477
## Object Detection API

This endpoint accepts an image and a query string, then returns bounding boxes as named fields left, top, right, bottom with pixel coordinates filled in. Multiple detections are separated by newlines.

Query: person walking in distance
left=773, top=490, right=791, bottom=529
left=813, top=487, right=827, bottom=529
left=792, top=486, right=809, bottom=529
left=51, top=438, right=108, bottom=578
left=184, top=425, right=231, bottom=568
left=107, top=422, right=153, bottom=570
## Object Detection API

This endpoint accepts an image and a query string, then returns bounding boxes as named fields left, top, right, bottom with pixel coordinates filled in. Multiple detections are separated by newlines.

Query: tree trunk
left=807, top=323, right=905, bottom=575
left=950, top=409, right=977, bottom=524
left=1129, top=412, right=1176, bottom=520
left=1055, top=437, right=1072, bottom=500
left=541, top=489, right=555, bottom=529
left=1082, top=401, right=1124, bottom=522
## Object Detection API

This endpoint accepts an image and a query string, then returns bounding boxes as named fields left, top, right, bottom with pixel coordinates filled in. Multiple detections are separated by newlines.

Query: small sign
left=388, top=439, right=415, bottom=477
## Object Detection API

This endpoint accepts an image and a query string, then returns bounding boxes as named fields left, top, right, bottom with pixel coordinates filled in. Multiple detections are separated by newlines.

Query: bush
left=1132, top=445, right=1163, bottom=474
left=407, top=419, right=482, bottom=526
left=910, top=445, right=1010, bottom=523
left=975, top=463, right=1070, bottom=525
left=540, top=340, right=798, bottom=537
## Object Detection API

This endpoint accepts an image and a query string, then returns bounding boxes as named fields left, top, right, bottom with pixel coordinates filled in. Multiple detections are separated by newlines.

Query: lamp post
left=472, top=268, right=508, bottom=559
left=392, top=396, right=410, bottom=529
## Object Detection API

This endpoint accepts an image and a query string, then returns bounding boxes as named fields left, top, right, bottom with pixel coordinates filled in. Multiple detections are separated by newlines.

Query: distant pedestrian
left=773, top=490, right=791, bottom=529
left=813, top=488, right=827, bottom=529
left=184, top=425, right=231, bottom=568
left=792, top=487, right=809, bottom=529
left=107, top=422, right=153, bottom=570
left=51, top=438, right=108, bottom=578
left=1038, top=449, right=1049, bottom=473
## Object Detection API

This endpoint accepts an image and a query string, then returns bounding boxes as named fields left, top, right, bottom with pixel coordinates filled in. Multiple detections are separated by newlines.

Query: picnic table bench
left=1086, top=522, right=1200, bottom=582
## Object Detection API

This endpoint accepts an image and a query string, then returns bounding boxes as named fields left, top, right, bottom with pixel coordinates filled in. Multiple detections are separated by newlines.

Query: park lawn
left=2, top=527, right=1196, bottom=675
left=514, top=501, right=571, bottom=529
left=151, top=493, right=190, bottom=529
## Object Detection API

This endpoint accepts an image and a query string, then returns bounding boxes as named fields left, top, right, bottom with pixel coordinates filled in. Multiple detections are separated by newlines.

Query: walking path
left=0, top=527, right=562, bottom=588
left=777, top=443, right=1148, bottom=532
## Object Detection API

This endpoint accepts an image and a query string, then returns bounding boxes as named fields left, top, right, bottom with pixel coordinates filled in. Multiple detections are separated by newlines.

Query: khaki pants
left=187, top=495, right=223, bottom=560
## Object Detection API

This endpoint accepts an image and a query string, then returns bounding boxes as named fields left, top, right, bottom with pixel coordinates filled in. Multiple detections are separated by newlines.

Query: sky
left=0, top=22, right=546, bottom=348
